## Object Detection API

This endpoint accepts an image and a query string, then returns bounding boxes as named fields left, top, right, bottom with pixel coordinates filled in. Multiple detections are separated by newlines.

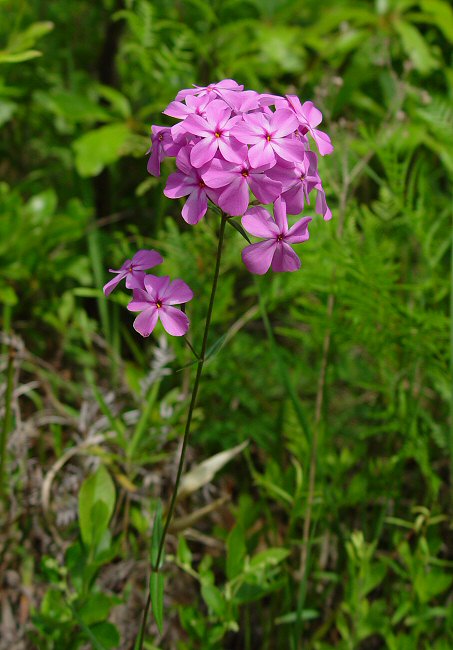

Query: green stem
left=135, top=214, right=227, bottom=649
left=0, top=348, right=15, bottom=498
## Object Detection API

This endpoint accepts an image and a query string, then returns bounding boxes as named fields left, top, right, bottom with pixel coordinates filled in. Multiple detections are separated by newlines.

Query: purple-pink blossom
left=179, top=99, right=243, bottom=168
left=277, top=96, right=334, bottom=156
left=231, top=109, right=305, bottom=168
left=241, top=198, right=311, bottom=274
left=202, top=154, right=282, bottom=216
left=164, top=147, right=220, bottom=225
left=103, top=250, right=163, bottom=296
left=128, top=275, right=194, bottom=337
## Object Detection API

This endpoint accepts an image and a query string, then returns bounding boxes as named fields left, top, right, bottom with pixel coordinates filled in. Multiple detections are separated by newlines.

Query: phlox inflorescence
left=104, top=79, right=333, bottom=337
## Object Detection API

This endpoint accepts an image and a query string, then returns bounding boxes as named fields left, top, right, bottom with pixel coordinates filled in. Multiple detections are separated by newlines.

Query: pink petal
left=182, top=188, right=208, bottom=225
left=248, top=140, right=275, bottom=168
left=271, top=138, right=306, bottom=163
left=164, top=171, right=196, bottom=199
left=144, top=275, right=171, bottom=300
left=241, top=239, right=277, bottom=275
left=270, top=109, right=299, bottom=138
left=182, top=114, right=211, bottom=137
left=204, top=99, right=231, bottom=128
left=147, top=148, right=161, bottom=177
left=218, top=137, right=246, bottom=164
left=125, top=270, right=146, bottom=290
left=313, top=128, right=334, bottom=156
left=302, top=101, right=323, bottom=127
left=133, top=307, right=159, bottom=337
left=190, top=137, right=218, bottom=168
left=127, top=289, right=152, bottom=312
left=163, top=100, right=190, bottom=119
left=231, top=122, right=263, bottom=145
left=159, top=306, right=190, bottom=336
left=164, top=279, right=194, bottom=305
left=273, top=196, right=288, bottom=233
left=103, top=271, right=126, bottom=296
left=132, top=249, right=164, bottom=270
left=271, top=241, right=301, bottom=272
left=285, top=216, right=312, bottom=243
left=176, top=146, right=194, bottom=175
left=282, top=185, right=305, bottom=215
left=202, top=158, right=238, bottom=188
left=218, top=177, right=249, bottom=216
left=242, top=206, right=279, bottom=238
left=248, top=174, right=282, bottom=205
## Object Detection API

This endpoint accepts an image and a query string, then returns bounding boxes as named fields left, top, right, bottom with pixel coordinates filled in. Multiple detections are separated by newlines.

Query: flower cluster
left=148, top=79, right=333, bottom=274
left=103, top=250, right=193, bottom=337
left=104, top=80, right=333, bottom=338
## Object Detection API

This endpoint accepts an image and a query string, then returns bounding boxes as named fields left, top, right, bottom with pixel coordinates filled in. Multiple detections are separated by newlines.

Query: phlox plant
left=103, top=78, right=333, bottom=644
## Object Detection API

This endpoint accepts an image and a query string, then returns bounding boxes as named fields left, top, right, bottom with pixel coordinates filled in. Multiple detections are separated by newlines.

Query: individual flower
left=179, top=99, right=243, bottom=168
left=127, top=275, right=194, bottom=337
left=103, top=250, right=163, bottom=296
left=175, top=79, right=243, bottom=102
left=278, top=96, right=334, bottom=156
left=232, top=109, right=305, bottom=168
left=241, top=197, right=311, bottom=274
left=163, top=146, right=220, bottom=225
left=202, top=153, right=282, bottom=216
left=147, top=126, right=182, bottom=176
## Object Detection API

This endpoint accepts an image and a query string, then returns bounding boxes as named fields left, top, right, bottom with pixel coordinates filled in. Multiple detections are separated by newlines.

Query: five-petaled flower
left=103, top=250, right=163, bottom=296
left=128, top=275, right=194, bottom=337
left=241, top=198, right=311, bottom=274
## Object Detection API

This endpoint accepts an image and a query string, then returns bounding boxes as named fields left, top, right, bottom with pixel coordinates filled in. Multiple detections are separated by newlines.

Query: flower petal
left=132, top=249, right=164, bottom=270
left=190, top=137, right=218, bottom=168
left=273, top=196, right=288, bottom=233
left=248, top=174, right=282, bottom=205
left=103, top=271, right=126, bottom=296
left=270, top=109, right=299, bottom=138
left=159, top=306, right=190, bottom=336
left=242, top=206, right=279, bottom=238
left=271, top=241, right=301, bottom=272
left=218, top=177, right=250, bottom=216
left=133, top=307, right=159, bottom=337
left=241, top=239, right=276, bottom=275
left=285, top=216, right=312, bottom=243
left=164, top=279, right=194, bottom=305
left=248, top=140, right=275, bottom=168
left=202, top=158, right=238, bottom=188
left=125, top=270, right=146, bottom=290
left=164, top=171, right=196, bottom=199
left=182, top=188, right=208, bottom=225
left=144, top=275, right=171, bottom=300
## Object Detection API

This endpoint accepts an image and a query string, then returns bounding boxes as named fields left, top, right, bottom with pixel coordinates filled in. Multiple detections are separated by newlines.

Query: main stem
left=136, top=214, right=227, bottom=648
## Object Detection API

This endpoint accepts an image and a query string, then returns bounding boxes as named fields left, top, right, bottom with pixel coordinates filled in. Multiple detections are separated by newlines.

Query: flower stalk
left=135, top=213, right=227, bottom=648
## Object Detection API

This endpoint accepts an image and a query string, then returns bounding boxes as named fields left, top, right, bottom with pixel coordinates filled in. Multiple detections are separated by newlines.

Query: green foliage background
left=0, top=0, right=452, bottom=648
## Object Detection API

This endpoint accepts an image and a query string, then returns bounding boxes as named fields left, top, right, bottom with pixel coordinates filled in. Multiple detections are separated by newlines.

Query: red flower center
left=277, top=234, right=284, bottom=242
left=241, top=169, right=249, bottom=177
left=156, top=300, right=162, bottom=309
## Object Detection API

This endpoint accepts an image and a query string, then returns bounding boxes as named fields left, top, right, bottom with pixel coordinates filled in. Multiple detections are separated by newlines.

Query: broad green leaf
left=73, top=123, right=130, bottom=176
left=78, top=465, right=116, bottom=547
left=249, top=548, right=290, bottom=570
left=89, top=622, right=120, bottom=649
left=78, top=593, right=112, bottom=625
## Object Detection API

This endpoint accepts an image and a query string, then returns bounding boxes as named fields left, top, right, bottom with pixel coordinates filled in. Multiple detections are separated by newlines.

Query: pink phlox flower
left=267, top=152, right=320, bottom=215
left=180, top=99, right=244, bottom=168
left=202, top=153, right=282, bottom=216
left=103, top=249, right=163, bottom=296
left=232, top=109, right=305, bottom=169
left=128, top=275, right=194, bottom=337
left=163, top=146, right=220, bottom=225
left=258, top=93, right=283, bottom=107
left=164, top=95, right=212, bottom=140
left=279, top=96, right=334, bottom=156
left=147, top=126, right=182, bottom=177
left=241, top=197, right=311, bottom=274
left=221, top=89, right=261, bottom=113
left=175, top=79, right=244, bottom=102
left=315, top=182, right=332, bottom=221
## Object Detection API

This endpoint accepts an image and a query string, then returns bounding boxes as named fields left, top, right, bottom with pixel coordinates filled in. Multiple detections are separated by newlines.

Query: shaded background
left=0, top=0, right=452, bottom=648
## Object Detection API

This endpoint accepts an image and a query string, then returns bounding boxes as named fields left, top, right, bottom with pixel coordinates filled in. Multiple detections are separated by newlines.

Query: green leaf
left=249, top=548, right=290, bottom=570
left=0, top=50, right=42, bottom=64
left=150, top=571, right=164, bottom=634
left=227, top=218, right=251, bottom=243
left=78, top=593, right=112, bottom=625
left=78, top=465, right=116, bottom=548
left=226, top=525, right=246, bottom=580
left=151, top=500, right=163, bottom=569
left=73, top=123, right=130, bottom=176
left=89, top=622, right=120, bottom=649
left=394, top=19, right=438, bottom=74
